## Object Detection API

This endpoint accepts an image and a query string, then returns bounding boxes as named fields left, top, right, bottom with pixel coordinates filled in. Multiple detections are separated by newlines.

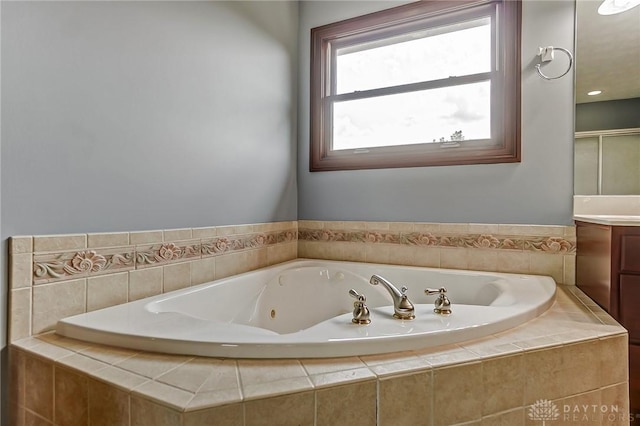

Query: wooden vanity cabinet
left=576, top=221, right=640, bottom=414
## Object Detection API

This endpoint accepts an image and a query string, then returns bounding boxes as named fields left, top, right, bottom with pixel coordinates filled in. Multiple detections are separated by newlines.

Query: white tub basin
left=56, top=259, right=556, bottom=358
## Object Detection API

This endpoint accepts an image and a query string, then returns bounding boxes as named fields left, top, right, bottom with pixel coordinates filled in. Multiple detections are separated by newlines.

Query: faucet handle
left=349, top=288, right=366, bottom=302
left=424, top=287, right=447, bottom=295
left=401, top=286, right=408, bottom=295
left=349, top=289, right=371, bottom=324
left=424, top=287, right=451, bottom=315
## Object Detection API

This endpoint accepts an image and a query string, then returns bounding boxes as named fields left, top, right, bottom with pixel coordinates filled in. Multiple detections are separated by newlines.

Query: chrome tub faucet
left=369, top=274, right=415, bottom=320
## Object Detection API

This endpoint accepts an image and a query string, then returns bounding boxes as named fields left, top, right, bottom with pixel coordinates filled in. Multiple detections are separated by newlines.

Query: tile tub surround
left=8, top=222, right=298, bottom=342
left=9, top=286, right=629, bottom=426
left=299, top=221, right=576, bottom=285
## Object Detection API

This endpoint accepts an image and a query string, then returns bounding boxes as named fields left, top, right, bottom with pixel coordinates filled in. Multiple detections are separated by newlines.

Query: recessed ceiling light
left=587, top=90, right=603, bottom=96
left=598, top=0, right=640, bottom=15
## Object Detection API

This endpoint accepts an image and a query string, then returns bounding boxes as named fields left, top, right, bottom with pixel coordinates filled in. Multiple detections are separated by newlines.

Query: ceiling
left=575, top=0, right=640, bottom=104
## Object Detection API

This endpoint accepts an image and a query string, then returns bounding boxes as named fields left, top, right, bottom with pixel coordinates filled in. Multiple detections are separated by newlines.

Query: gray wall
left=576, top=97, right=640, bottom=132
left=297, top=0, right=575, bottom=226
left=0, top=2, right=299, bottom=416
left=1, top=1, right=298, bottom=237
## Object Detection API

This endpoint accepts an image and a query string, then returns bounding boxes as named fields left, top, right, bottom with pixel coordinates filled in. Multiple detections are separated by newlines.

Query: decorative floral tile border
left=32, top=229, right=298, bottom=284
left=298, top=229, right=575, bottom=254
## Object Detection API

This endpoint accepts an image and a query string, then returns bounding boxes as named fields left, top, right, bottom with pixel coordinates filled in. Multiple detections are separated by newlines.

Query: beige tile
left=316, top=381, right=377, bottom=426
left=24, top=354, right=54, bottom=421
left=365, top=243, right=390, bottom=264
left=523, top=347, right=565, bottom=404
left=87, top=272, right=128, bottom=311
left=498, top=224, right=542, bottom=236
left=267, top=242, right=297, bottom=265
left=440, top=247, right=469, bottom=270
left=10, top=253, right=33, bottom=289
left=560, top=340, right=600, bottom=396
left=115, top=352, right=191, bottom=380
left=309, top=367, right=376, bottom=389
left=529, top=253, right=564, bottom=284
left=29, top=340, right=75, bottom=361
left=186, top=388, right=243, bottom=411
left=433, top=362, right=483, bottom=425
left=599, top=335, right=628, bottom=386
left=87, top=232, right=129, bottom=248
left=36, top=332, right=92, bottom=352
left=339, top=242, right=367, bottom=262
left=57, top=353, right=109, bottom=375
left=132, top=381, right=193, bottom=411
left=388, top=221, right=415, bottom=232
left=369, top=358, right=431, bottom=378
left=32, top=279, right=86, bottom=334
left=413, top=222, right=441, bottom=233
left=183, top=403, right=244, bottom=426
left=482, top=354, right=524, bottom=415
left=80, top=344, right=139, bottom=365
left=157, top=358, right=238, bottom=393
left=522, top=225, right=566, bottom=237
left=245, top=392, right=314, bottom=426
left=217, top=224, right=254, bottom=236
left=90, top=366, right=148, bottom=392
left=128, top=267, right=163, bottom=301
left=163, top=262, right=191, bottom=293
left=192, top=226, right=217, bottom=239
left=600, top=383, right=630, bottom=424
left=301, top=357, right=366, bottom=375
left=557, top=390, right=601, bottom=426
left=497, top=251, right=530, bottom=274
left=33, top=234, right=86, bottom=253
left=88, top=378, right=130, bottom=426
left=298, top=220, right=324, bottom=229
left=439, top=223, right=469, bottom=234
left=411, top=246, right=441, bottom=268
left=191, top=257, right=216, bottom=285
left=379, top=372, right=431, bottom=425
left=468, top=223, right=500, bottom=234
left=163, top=228, right=193, bottom=241
left=11, top=236, right=33, bottom=254
left=238, top=359, right=306, bottom=386
left=9, top=348, right=26, bottom=407
left=467, top=249, right=499, bottom=272
left=54, top=366, right=88, bottom=426
left=129, top=230, right=163, bottom=245
left=335, top=221, right=365, bottom=230
left=243, top=377, right=314, bottom=401
left=215, top=249, right=267, bottom=280
left=417, top=346, right=480, bottom=368
left=9, top=288, right=31, bottom=342
left=481, top=408, right=524, bottom=425
left=365, top=221, right=390, bottom=231
left=384, top=244, right=417, bottom=266
left=130, top=396, right=181, bottom=426
left=359, top=351, right=422, bottom=367
left=563, top=254, right=576, bottom=285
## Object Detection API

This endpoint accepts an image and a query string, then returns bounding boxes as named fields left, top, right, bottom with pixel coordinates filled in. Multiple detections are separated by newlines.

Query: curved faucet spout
left=369, top=274, right=415, bottom=320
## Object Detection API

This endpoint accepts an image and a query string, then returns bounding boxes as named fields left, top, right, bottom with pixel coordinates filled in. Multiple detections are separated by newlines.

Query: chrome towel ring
left=535, top=46, right=573, bottom=80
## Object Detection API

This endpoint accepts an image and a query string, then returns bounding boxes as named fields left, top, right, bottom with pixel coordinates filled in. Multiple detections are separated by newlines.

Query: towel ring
left=535, top=46, right=573, bottom=80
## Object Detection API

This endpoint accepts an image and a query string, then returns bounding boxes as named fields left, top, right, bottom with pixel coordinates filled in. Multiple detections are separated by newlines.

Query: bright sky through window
left=333, top=19, right=491, bottom=150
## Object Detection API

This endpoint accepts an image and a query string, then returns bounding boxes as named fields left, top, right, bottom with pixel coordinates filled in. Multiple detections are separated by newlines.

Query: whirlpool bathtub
left=56, top=259, right=556, bottom=358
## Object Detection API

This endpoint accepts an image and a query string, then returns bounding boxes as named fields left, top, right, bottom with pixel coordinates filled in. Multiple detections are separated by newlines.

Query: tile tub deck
left=9, top=285, right=631, bottom=426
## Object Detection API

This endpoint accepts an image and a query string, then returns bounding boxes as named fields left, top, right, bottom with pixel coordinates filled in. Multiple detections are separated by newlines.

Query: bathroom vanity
left=575, top=215, right=640, bottom=415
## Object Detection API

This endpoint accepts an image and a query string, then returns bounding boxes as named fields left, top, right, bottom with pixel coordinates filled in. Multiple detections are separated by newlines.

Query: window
left=310, top=0, right=521, bottom=171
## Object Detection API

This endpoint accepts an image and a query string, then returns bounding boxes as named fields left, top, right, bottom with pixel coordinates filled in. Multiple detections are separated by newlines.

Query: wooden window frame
left=309, top=0, right=521, bottom=172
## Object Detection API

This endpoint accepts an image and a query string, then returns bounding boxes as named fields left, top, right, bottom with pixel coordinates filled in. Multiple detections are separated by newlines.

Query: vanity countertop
left=574, top=214, right=640, bottom=226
